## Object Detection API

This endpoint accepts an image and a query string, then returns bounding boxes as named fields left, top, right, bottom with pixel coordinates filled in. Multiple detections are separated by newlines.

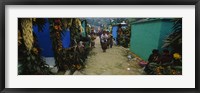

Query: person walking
left=106, top=31, right=111, bottom=49
left=101, top=31, right=108, bottom=52
left=90, top=29, right=96, bottom=48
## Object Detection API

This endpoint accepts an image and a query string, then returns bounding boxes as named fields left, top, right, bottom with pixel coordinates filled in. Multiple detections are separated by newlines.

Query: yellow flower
left=173, top=53, right=181, bottom=60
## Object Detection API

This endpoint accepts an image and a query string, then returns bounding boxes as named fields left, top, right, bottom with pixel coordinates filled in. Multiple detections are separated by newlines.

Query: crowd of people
left=89, top=24, right=131, bottom=52
left=100, top=31, right=113, bottom=52
left=89, top=28, right=114, bottom=52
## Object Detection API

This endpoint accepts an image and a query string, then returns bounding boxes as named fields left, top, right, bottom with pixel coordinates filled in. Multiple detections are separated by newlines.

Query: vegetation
left=48, top=18, right=91, bottom=74
left=18, top=18, right=52, bottom=75
left=162, top=18, right=182, bottom=54
left=144, top=18, right=182, bottom=75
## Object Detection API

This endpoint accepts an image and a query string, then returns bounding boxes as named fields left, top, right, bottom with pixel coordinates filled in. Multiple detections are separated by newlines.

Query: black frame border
left=0, top=0, right=200, bottom=93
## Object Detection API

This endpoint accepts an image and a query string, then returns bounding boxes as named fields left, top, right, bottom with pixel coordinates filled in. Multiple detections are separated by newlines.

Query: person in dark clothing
left=144, top=49, right=160, bottom=74
left=90, top=29, right=96, bottom=48
left=160, top=49, right=172, bottom=66
left=90, top=29, right=95, bottom=36
left=117, top=24, right=123, bottom=45
left=106, top=31, right=111, bottom=48
left=110, top=35, right=113, bottom=48
left=117, top=28, right=123, bottom=46
left=148, top=49, right=160, bottom=63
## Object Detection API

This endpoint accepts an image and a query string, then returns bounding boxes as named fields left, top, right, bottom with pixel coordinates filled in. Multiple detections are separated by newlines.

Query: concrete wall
left=130, top=19, right=173, bottom=61
left=158, top=20, right=173, bottom=50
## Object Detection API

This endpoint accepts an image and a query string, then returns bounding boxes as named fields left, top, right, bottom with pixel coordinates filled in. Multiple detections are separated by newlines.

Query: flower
left=76, top=65, right=82, bottom=70
left=156, top=67, right=161, bottom=74
left=54, top=26, right=59, bottom=30
left=57, top=47, right=62, bottom=51
left=171, top=69, right=176, bottom=75
left=58, top=26, right=62, bottom=31
left=173, top=53, right=181, bottom=60
left=32, top=48, right=38, bottom=55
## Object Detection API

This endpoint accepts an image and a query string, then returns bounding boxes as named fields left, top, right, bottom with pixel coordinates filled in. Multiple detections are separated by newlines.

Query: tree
left=162, top=18, right=182, bottom=54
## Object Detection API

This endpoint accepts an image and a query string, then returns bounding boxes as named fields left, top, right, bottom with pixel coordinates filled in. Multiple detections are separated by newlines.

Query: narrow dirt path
left=78, top=36, right=145, bottom=75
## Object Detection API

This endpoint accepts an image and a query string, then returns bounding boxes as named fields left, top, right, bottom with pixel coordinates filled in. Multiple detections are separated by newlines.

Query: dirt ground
left=76, top=37, right=145, bottom=75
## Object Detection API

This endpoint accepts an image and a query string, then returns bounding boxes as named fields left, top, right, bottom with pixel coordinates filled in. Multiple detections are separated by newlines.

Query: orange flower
left=54, top=26, right=59, bottom=30
left=58, top=26, right=62, bottom=31
left=171, top=70, right=176, bottom=75
left=76, top=65, right=81, bottom=69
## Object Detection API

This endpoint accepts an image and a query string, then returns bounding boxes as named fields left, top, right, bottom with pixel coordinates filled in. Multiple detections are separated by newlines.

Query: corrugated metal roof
left=131, top=18, right=173, bottom=24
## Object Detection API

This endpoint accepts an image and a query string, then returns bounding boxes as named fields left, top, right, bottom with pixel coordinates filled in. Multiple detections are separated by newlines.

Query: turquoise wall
left=158, top=20, right=173, bottom=50
left=130, top=19, right=173, bottom=61
left=81, top=21, right=86, bottom=37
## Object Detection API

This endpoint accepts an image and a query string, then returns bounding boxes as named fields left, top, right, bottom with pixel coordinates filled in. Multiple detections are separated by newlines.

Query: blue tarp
left=33, top=19, right=71, bottom=57
left=112, top=25, right=128, bottom=44
left=33, top=19, right=54, bottom=57
left=112, top=26, right=118, bottom=43
left=61, top=28, right=71, bottom=48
